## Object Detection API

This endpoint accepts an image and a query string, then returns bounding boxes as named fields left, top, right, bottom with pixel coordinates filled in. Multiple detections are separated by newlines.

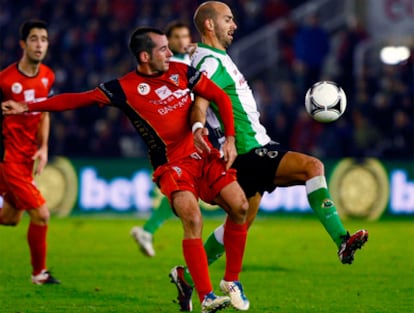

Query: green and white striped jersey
left=191, top=43, right=271, bottom=154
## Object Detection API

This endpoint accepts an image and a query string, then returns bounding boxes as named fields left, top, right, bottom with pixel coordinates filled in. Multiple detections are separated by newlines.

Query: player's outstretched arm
left=3, top=89, right=107, bottom=115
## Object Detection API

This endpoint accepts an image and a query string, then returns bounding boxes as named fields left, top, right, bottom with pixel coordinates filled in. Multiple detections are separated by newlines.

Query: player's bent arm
left=33, top=112, right=50, bottom=174
left=38, top=112, right=50, bottom=150
left=190, top=96, right=211, bottom=153
left=221, top=135, right=237, bottom=169
left=190, top=95, right=209, bottom=126
left=192, top=76, right=235, bottom=137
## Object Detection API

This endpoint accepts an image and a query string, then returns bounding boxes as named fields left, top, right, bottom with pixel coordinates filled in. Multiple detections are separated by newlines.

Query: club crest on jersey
left=41, top=77, right=49, bottom=88
left=137, top=83, right=150, bottom=95
left=169, top=74, right=179, bottom=86
left=11, top=82, right=23, bottom=94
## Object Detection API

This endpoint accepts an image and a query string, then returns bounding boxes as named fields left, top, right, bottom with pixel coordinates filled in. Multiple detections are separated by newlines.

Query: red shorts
left=153, top=150, right=237, bottom=204
left=0, top=162, right=45, bottom=211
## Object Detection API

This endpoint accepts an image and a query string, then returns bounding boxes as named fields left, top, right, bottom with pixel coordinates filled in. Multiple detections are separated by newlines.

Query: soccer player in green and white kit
left=169, top=1, right=369, bottom=311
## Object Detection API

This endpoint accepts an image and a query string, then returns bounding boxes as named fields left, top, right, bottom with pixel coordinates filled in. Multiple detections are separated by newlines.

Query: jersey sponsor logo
left=157, top=94, right=190, bottom=115
left=41, top=77, right=49, bottom=88
left=169, top=74, right=179, bottom=86
left=137, top=83, right=150, bottom=95
left=11, top=82, right=23, bottom=94
left=172, top=89, right=190, bottom=98
left=24, top=89, right=35, bottom=102
left=33, top=97, right=47, bottom=102
left=155, top=85, right=172, bottom=100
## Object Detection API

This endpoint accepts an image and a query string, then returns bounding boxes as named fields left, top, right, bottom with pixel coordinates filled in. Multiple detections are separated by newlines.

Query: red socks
left=223, top=218, right=248, bottom=282
left=27, top=222, right=48, bottom=275
left=183, top=238, right=212, bottom=302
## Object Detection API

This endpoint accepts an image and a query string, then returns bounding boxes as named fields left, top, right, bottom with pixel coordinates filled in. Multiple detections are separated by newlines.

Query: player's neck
left=18, top=57, right=41, bottom=77
left=201, top=35, right=226, bottom=52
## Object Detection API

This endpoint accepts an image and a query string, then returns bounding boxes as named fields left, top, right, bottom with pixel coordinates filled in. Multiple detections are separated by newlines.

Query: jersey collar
left=198, top=43, right=227, bottom=55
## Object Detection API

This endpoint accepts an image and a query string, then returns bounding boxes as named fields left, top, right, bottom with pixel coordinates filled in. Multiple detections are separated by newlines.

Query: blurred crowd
left=0, top=0, right=412, bottom=160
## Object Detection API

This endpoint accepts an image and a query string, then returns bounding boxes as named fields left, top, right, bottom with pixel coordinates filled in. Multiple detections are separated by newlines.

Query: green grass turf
left=1, top=215, right=413, bottom=313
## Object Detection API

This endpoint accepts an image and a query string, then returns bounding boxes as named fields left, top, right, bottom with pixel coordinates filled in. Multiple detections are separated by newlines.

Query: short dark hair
left=164, top=20, right=190, bottom=38
left=129, top=27, right=164, bottom=63
left=20, top=19, right=48, bottom=41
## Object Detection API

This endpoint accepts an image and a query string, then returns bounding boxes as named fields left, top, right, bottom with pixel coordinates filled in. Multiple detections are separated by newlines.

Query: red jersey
left=0, top=63, right=54, bottom=162
left=28, top=62, right=234, bottom=170
left=99, top=62, right=202, bottom=168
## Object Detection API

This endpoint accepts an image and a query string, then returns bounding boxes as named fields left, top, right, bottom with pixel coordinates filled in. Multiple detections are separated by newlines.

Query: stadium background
left=0, top=0, right=413, bottom=219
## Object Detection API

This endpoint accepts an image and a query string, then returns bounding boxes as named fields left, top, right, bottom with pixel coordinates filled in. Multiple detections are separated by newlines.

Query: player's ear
left=139, top=51, right=150, bottom=63
left=205, top=18, right=214, bottom=31
left=19, top=40, right=26, bottom=50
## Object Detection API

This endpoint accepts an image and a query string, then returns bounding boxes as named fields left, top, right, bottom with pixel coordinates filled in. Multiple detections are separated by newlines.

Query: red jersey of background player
left=27, top=61, right=234, bottom=170
left=0, top=63, right=54, bottom=163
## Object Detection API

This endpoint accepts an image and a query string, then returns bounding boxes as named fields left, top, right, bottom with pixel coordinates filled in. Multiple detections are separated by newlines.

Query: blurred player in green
left=130, top=21, right=192, bottom=257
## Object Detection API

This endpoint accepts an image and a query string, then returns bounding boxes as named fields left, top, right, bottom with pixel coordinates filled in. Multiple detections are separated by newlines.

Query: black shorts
left=232, top=142, right=287, bottom=198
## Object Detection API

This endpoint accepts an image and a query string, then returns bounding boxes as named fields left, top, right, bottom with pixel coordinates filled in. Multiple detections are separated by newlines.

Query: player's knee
left=30, top=206, right=50, bottom=225
left=305, top=156, right=324, bottom=178
left=240, top=197, right=249, bottom=216
left=181, top=208, right=203, bottom=231
left=230, top=194, right=249, bottom=223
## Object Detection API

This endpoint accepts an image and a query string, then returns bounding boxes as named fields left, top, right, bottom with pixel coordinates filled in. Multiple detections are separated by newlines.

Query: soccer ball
left=304, top=81, right=347, bottom=123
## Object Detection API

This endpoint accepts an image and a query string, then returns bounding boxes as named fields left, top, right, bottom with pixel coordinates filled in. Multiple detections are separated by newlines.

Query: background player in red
left=0, top=20, right=60, bottom=284
left=2, top=27, right=250, bottom=313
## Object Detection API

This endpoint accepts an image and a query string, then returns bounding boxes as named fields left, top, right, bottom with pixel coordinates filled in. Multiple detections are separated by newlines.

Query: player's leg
left=213, top=181, right=250, bottom=311
left=27, top=204, right=50, bottom=281
left=182, top=185, right=262, bottom=289
left=275, top=151, right=347, bottom=243
left=173, top=190, right=230, bottom=310
left=275, top=151, right=368, bottom=263
left=131, top=192, right=173, bottom=257
left=189, top=192, right=260, bottom=276
left=159, top=161, right=230, bottom=311
left=6, top=162, right=59, bottom=284
left=172, top=191, right=260, bottom=310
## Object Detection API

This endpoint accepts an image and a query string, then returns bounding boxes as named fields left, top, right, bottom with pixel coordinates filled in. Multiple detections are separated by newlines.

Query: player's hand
left=193, top=127, right=211, bottom=154
left=1, top=100, right=28, bottom=115
left=32, top=146, right=48, bottom=175
left=222, top=136, right=237, bottom=169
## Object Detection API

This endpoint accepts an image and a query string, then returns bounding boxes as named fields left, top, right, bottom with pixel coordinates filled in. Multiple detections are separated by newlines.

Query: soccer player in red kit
left=3, top=27, right=249, bottom=313
left=0, top=20, right=60, bottom=285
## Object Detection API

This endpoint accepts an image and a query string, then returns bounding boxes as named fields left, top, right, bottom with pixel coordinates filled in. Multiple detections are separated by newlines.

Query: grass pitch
left=0, top=214, right=413, bottom=313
